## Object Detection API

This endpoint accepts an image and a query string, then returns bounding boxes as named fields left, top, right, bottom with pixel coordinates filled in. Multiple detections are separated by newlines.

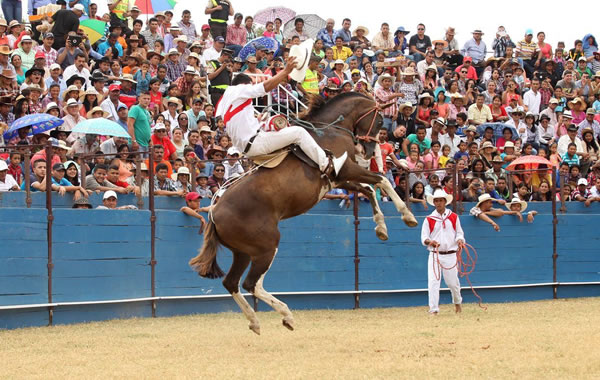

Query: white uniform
left=420, top=208, right=464, bottom=313
left=215, top=83, right=329, bottom=171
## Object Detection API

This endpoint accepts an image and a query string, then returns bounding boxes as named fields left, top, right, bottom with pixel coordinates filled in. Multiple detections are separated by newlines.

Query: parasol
left=253, top=6, right=296, bottom=25
left=476, top=122, right=519, bottom=140
left=3, top=114, right=64, bottom=141
left=238, top=37, right=280, bottom=62
left=71, top=119, right=130, bottom=138
left=283, top=14, right=327, bottom=40
left=135, top=0, right=177, bottom=14
left=505, top=155, right=556, bottom=171
left=79, top=19, right=107, bottom=45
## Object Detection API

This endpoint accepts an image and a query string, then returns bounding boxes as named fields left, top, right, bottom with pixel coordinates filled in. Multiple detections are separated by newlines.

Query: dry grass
left=1, top=298, right=600, bottom=379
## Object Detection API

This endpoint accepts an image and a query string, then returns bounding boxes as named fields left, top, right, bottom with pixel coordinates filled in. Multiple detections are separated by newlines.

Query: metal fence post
left=24, top=151, right=32, bottom=208
left=552, top=172, right=559, bottom=299
left=353, top=193, right=360, bottom=309
left=44, top=142, right=54, bottom=325
left=148, top=146, right=157, bottom=317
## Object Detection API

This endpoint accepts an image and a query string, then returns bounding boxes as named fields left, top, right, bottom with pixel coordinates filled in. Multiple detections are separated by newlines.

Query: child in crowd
left=561, top=143, right=580, bottom=167
left=453, top=140, right=469, bottom=162
left=439, top=145, right=451, bottom=168
left=180, top=192, right=211, bottom=233
left=195, top=174, right=213, bottom=199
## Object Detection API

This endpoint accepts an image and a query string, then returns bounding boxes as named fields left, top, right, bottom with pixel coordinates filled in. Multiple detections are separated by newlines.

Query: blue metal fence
left=0, top=196, right=599, bottom=329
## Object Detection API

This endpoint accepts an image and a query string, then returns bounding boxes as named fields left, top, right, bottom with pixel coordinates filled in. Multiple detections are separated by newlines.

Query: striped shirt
left=517, top=40, right=538, bottom=60
left=374, top=87, right=398, bottom=117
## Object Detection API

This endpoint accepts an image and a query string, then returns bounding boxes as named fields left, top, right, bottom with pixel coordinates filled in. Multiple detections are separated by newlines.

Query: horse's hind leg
left=339, top=182, right=388, bottom=241
left=242, top=249, right=295, bottom=331
left=222, top=251, right=261, bottom=335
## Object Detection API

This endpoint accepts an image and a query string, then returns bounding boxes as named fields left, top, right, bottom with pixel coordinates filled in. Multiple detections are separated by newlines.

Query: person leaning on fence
left=180, top=191, right=212, bottom=233
left=420, top=188, right=465, bottom=315
left=0, top=160, right=18, bottom=191
left=470, top=193, right=523, bottom=231
left=96, top=190, right=138, bottom=210
left=506, top=197, right=538, bottom=223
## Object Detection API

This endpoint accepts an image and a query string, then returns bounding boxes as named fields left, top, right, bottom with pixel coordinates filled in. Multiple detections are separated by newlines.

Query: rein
left=353, top=106, right=381, bottom=143
left=264, top=103, right=381, bottom=144
left=432, top=243, right=487, bottom=310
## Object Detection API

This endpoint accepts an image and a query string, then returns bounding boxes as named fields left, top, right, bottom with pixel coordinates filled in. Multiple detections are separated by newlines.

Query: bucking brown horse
left=189, top=92, right=417, bottom=334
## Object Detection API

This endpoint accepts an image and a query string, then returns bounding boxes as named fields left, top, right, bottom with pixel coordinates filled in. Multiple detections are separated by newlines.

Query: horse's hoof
left=375, top=226, right=388, bottom=241
left=282, top=317, right=295, bottom=331
left=402, top=214, right=418, bottom=228
left=249, top=323, right=261, bottom=335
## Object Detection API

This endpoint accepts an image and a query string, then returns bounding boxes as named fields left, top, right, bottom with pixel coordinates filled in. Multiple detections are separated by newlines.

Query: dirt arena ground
left=1, top=298, right=599, bottom=379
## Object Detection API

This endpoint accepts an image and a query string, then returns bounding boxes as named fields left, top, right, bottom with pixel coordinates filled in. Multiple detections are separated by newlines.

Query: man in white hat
left=421, top=188, right=465, bottom=315
left=97, top=190, right=138, bottom=210
left=215, top=56, right=347, bottom=178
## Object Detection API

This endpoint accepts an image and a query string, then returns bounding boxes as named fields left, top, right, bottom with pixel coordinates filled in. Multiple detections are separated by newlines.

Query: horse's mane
left=298, top=92, right=373, bottom=121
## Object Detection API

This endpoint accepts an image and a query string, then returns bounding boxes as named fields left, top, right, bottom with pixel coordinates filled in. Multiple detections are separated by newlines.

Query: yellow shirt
left=332, top=46, right=352, bottom=61
left=438, top=155, right=450, bottom=168
left=301, top=69, right=319, bottom=94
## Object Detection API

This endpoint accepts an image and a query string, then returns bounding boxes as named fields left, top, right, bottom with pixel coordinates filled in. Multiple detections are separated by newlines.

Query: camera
left=68, top=36, right=82, bottom=46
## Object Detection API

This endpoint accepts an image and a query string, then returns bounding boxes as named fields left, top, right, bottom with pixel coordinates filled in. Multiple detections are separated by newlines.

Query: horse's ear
left=380, top=102, right=395, bottom=110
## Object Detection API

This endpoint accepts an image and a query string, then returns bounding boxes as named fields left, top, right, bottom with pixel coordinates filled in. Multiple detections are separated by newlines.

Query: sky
left=16, top=0, right=597, bottom=50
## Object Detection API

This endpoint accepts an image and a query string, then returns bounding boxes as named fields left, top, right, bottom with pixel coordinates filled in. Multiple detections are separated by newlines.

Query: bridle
left=353, top=105, right=381, bottom=143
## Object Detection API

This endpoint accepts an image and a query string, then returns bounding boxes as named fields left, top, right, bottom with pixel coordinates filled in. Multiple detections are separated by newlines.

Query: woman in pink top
left=536, top=32, right=553, bottom=63
left=433, top=90, right=449, bottom=119
left=423, top=140, right=441, bottom=170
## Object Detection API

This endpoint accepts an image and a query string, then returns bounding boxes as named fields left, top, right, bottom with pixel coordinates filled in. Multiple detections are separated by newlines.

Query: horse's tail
left=189, top=220, right=225, bottom=279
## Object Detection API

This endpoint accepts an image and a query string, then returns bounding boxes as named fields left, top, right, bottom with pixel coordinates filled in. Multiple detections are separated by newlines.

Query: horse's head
left=300, top=93, right=389, bottom=159
left=352, top=97, right=395, bottom=159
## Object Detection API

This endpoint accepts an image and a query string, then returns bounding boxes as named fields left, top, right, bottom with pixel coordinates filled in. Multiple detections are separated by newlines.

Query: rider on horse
left=215, top=56, right=348, bottom=177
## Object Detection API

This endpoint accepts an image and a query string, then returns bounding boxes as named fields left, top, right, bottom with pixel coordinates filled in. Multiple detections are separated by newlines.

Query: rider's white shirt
left=215, top=83, right=266, bottom=151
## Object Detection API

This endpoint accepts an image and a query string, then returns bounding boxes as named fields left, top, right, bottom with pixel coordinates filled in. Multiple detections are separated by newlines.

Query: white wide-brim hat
left=426, top=188, right=453, bottom=206
left=288, top=38, right=314, bottom=82
left=505, top=197, right=527, bottom=212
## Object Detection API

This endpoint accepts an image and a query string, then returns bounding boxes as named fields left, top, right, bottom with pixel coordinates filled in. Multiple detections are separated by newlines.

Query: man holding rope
left=421, top=188, right=465, bottom=315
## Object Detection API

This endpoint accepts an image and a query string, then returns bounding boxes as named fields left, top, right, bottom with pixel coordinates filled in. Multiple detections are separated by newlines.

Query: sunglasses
left=179, top=117, right=188, bottom=120
left=461, top=71, right=467, bottom=74
left=214, top=169, right=224, bottom=172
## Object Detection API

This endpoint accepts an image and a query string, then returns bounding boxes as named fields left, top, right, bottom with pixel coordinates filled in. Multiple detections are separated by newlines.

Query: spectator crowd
left=1, top=1, right=600, bottom=214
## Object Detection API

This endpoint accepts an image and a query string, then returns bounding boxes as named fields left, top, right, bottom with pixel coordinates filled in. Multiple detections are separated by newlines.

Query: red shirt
left=150, top=135, right=177, bottom=160
left=145, top=159, right=173, bottom=178
left=455, top=64, right=478, bottom=80
left=7, top=163, right=22, bottom=184
left=370, top=142, right=395, bottom=173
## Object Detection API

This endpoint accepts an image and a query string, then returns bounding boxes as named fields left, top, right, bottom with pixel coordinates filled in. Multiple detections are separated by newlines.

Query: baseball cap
left=0, top=161, right=7, bottom=171
left=185, top=192, right=201, bottom=202
left=103, top=190, right=118, bottom=200
left=525, top=28, right=533, bottom=36
left=35, top=51, right=45, bottom=59
left=578, top=56, right=587, bottom=62
left=578, top=178, right=588, bottom=186
left=227, top=147, right=240, bottom=156
left=73, top=4, right=85, bottom=11
left=567, top=124, right=578, bottom=132
left=549, top=98, right=559, bottom=104
left=201, top=24, right=210, bottom=30
left=50, top=63, right=61, bottom=71
left=463, top=56, right=473, bottom=63
left=152, top=123, right=166, bottom=131
left=586, top=108, right=596, bottom=115
left=214, top=36, right=225, bottom=43
left=44, top=32, right=54, bottom=39
left=52, top=163, right=65, bottom=171
left=234, top=12, right=243, bottom=19
left=109, top=83, right=121, bottom=92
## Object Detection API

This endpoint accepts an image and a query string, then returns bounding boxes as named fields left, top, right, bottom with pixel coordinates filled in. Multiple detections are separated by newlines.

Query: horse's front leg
left=337, top=161, right=418, bottom=228
left=338, top=181, right=388, bottom=241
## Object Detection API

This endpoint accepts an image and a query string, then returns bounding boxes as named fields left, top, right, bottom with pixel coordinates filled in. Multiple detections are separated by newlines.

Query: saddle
left=251, top=145, right=320, bottom=169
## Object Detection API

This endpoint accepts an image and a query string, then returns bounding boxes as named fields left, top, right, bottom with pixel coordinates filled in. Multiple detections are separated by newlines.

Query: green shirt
left=128, top=105, right=151, bottom=147
left=407, top=134, right=431, bottom=154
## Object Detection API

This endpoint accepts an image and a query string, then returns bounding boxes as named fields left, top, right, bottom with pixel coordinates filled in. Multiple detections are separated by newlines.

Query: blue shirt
left=97, top=40, right=123, bottom=57
left=52, top=177, right=73, bottom=186
left=317, top=28, right=336, bottom=48
left=461, top=38, right=487, bottom=64
left=28, top=0, right=55, bottom=15
left=133, top=70, right=151, bottom=96
left=334, top=28, right=351, bottom=43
